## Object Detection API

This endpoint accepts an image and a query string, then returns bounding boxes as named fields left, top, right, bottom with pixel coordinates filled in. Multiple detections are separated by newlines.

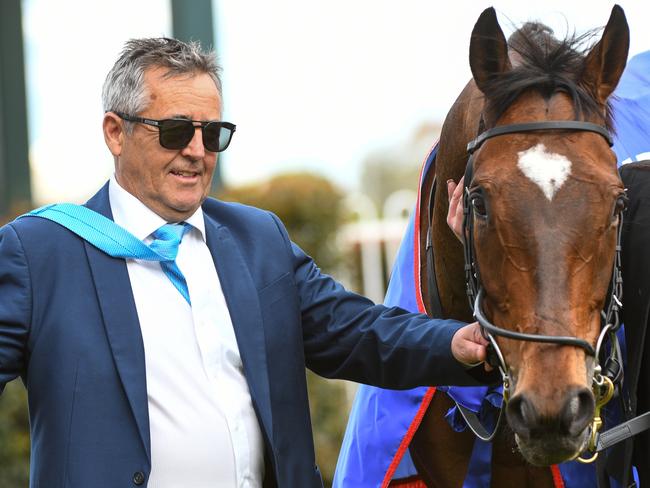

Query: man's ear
left=103, top=112, right=125, bottom=157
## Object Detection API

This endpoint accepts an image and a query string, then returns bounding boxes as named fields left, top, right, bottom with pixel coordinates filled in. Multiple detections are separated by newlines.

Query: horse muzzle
left=506, top=385, right=595, bottom=465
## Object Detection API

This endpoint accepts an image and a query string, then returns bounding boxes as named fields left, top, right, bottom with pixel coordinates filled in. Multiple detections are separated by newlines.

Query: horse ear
left=582, top=5, right=629, bottom=103
left=469, top=7, right=511, bottom=94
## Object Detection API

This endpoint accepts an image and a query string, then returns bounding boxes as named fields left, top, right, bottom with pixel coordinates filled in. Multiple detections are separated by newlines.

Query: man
left=0, top=38, right=492, bottom=487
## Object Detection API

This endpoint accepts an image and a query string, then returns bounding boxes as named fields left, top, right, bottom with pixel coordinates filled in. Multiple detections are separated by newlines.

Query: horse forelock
left=480, top=22, right=614, bottom=131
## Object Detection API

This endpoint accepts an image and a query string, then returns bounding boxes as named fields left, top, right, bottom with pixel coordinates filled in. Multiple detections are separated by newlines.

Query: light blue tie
left=149, top=223, right=191, bottom=304
left=19, top=203, right=192, bottom=305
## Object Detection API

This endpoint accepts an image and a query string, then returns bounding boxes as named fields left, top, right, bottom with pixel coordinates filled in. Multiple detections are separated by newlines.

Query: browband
left=466, top=120, right=613, bottom=154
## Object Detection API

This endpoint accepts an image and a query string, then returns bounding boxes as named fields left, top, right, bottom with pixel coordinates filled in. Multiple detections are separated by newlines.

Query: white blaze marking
left=517, top=143, right=572, bottom=201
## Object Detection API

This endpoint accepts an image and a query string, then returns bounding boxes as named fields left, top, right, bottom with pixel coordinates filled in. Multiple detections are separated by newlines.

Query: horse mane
left=480, top=22, right=614, bottom=131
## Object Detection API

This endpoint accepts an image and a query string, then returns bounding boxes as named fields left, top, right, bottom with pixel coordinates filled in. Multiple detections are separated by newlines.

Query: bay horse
left=409, top=6, right=629, bottom=487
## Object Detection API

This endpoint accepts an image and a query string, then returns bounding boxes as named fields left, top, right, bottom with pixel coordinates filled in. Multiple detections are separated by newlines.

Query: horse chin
left=514, top=430, right=589, bottom=466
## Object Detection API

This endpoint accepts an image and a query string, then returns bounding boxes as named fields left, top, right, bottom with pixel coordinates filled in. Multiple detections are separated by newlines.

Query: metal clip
left=576, top=375, right=615, bottom=464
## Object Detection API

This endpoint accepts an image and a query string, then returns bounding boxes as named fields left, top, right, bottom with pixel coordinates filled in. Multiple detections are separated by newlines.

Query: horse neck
left=428, top=81, right=484, bottom=321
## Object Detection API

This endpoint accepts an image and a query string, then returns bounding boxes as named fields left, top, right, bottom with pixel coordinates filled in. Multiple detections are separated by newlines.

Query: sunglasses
left=115, top=112, right=236, bottom=153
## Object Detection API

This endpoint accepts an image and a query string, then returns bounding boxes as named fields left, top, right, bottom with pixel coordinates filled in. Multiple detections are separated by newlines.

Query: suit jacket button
left=133, top=471, right=146, bottom=485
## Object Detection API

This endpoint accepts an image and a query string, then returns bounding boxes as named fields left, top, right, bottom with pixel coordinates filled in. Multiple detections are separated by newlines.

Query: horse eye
left=614, top=194, right=628, bottom=217
left=611, top=194, right=628, bottom=224
left=471, top=193, right=488, bottom=218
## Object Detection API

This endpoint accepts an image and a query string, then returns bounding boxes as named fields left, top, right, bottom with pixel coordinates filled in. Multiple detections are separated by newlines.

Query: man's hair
left=102, top=37, right=222, bottom=129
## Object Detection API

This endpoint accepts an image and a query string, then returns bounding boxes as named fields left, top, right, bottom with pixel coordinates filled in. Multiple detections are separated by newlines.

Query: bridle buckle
left=576, top=375, right=615, bottom=464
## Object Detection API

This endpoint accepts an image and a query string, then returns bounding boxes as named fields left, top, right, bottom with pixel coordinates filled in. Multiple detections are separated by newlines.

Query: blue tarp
left=334, top=50, right=650, bottom=488
left=612, top=50, right=650, bottom=165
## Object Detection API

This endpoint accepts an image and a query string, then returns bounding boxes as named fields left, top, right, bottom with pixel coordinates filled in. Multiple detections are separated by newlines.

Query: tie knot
left=150, top=223, right=189, bottom=261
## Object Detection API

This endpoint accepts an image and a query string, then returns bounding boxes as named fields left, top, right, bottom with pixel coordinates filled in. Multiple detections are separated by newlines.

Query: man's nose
left=180, top=127, right=205, bottom=159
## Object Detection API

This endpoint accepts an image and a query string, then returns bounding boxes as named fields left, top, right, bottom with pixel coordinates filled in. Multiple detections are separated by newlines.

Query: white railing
left=337, top=189, right=416, bottom=304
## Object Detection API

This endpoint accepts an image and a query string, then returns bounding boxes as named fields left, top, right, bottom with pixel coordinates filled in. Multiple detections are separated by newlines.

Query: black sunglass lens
left=159, top=120, right=195, bottom=149
left=204, top=123, right=233, bottom=152
left=219, top=126, right=234, bottom=152
left=202, top=123, right=221, bottom=152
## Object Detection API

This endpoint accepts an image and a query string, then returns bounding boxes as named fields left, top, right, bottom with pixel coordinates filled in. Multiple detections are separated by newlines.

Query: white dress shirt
left=109, top=175, right=264, bottom=487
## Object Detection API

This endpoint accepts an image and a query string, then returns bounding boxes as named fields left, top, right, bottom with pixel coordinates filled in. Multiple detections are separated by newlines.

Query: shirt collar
left=108, top=174, right=207, bottom=242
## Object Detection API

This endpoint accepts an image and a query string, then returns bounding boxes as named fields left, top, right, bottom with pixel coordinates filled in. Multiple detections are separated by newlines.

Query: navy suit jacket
left=0, top=184, right=486, bottom=487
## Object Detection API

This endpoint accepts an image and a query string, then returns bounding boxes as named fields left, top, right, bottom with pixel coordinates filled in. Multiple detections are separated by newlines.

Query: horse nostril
left=506, top=394, right=537, bottom=440
left=561, top=387, right=595, bottom=437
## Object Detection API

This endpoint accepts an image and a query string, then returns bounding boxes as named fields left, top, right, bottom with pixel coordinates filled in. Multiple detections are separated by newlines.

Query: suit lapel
left=203, top=214, right=274, bottom=437
left=79, top=186, right=273, bottom=461
left=84, top=184, right=151, bottom=461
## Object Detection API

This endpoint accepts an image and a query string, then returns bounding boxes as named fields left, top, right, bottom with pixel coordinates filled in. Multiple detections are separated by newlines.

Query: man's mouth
left=170, top=170, right=200, bottom=179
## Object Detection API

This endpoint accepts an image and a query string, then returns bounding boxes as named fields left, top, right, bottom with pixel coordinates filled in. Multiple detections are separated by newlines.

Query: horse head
left=466, top=5, right=628, bottom=465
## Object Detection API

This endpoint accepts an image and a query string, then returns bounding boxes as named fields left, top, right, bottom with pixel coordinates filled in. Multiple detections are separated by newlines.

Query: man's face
left=114, top=68, right=222, bottom=222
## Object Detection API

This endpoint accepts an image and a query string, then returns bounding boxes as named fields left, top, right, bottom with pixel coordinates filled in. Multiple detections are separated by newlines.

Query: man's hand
left=446, top=176, right=465, bottom=242
left=451, top=321, right=491, bottom=370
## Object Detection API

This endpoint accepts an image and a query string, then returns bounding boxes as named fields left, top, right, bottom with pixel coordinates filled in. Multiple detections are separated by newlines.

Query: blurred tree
left=0, top=381, right=30, bottom=487
left=218, top=171, right=351, bottom=486
left=218, top=171, right=348, bottom=271
left=306, top=371, right=350, bottom=487
left=0, top=207, right=31, bottom=486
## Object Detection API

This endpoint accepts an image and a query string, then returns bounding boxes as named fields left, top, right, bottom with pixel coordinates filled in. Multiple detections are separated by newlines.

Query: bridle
left=460, top=120, right=624, bottom=462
